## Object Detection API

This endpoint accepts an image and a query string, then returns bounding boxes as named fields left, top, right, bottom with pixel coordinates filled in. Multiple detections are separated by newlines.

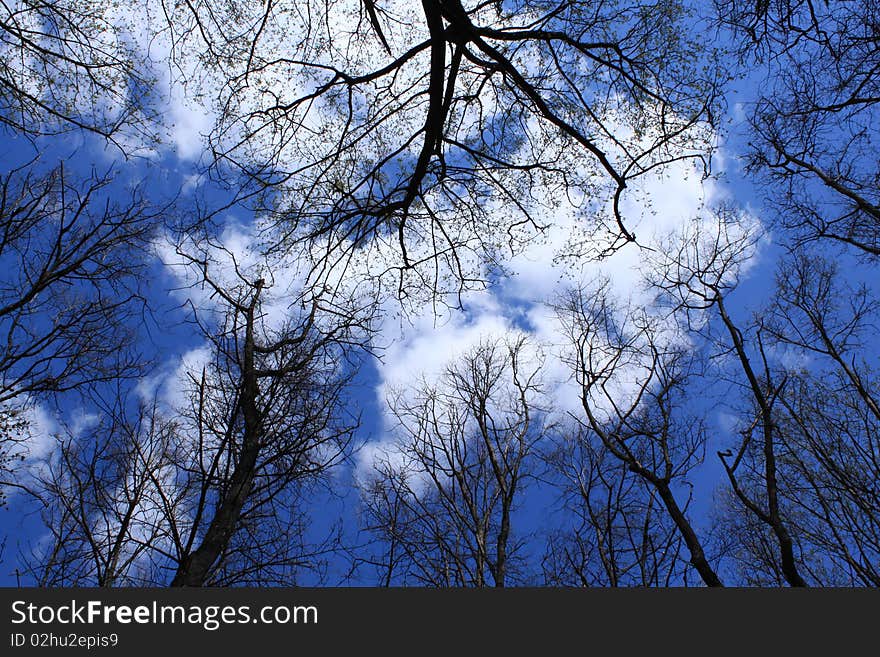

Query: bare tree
left=10, top=0, right=880, bottom=592
left=557, top=280, right=723, bottom=587
left=21, top=251, right=365, bottom=586
left=716, top=253, right=880, bottom=586
left=0, top=406, right=28, bottom=508
left=358, top=336, right=545, bottom=587
left=168, top=262, right=362, bottom=586
left=647, top=210, right=809, bottom=586
left=0, top=158, right=153, bottom=505
left=541, top=425, right=686, bottom=587
left=709, top=297, right=810, bottom=587
left=0, top=0, right=156, bottom=145
left=160, top=0, right=721, bottom=298
left=717, top=0, right=880, bottom=256
left=21, top=394, right=183, bottom=587
left=0, top=159, right=151, bottom=404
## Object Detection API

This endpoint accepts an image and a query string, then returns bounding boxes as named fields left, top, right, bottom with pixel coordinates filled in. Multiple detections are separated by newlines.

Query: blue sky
left=0, top=0, right=828, bottom=586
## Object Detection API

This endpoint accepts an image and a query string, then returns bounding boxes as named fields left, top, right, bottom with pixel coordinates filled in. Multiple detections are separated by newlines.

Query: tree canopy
left=1, top=0, right=879, bottom=588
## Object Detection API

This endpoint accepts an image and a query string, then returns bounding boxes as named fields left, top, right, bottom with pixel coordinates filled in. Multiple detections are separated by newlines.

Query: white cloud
left=21, top=403, right=59, bottom=463
left=355, top=140, right=760, bottom=482
left=145, top=130, right=759, bottom=493
left=96, top=3, right=760, bottom=495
